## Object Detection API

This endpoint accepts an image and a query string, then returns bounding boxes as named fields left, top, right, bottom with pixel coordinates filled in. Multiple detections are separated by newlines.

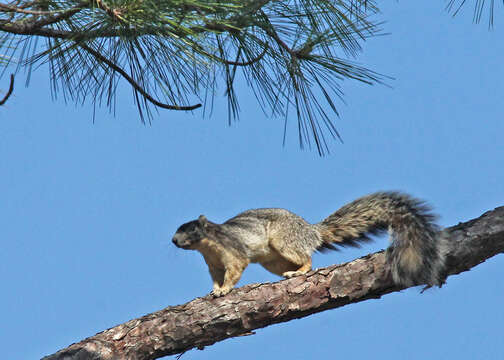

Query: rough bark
left=43, top=207, right=504, bottom=360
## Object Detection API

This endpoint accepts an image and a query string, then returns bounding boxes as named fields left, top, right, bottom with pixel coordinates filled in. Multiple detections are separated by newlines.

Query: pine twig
left=0, top=74, right=14, bottom=105
left=80, top=44, right=201, bottom=111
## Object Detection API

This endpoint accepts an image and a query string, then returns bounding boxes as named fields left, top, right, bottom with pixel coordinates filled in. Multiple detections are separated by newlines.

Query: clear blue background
left=1, top=2, right=503, bottom=359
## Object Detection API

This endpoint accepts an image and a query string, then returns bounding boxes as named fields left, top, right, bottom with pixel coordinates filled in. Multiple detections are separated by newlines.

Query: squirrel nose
left=172, top=237, right=178, bottom=245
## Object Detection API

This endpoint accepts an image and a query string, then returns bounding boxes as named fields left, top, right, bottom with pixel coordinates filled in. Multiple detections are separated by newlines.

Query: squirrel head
left=172, top=215, right=208, bottom=249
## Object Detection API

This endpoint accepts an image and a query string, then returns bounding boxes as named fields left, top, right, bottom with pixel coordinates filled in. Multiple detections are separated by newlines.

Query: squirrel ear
left=198, top=215, right=208, bottom=226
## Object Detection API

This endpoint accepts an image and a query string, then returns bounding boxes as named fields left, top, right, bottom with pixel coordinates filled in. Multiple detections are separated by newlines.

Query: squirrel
left=172, top=191, right=448, bottom=297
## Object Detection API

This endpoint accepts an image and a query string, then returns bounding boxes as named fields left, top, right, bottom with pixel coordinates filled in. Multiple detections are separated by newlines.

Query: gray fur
left=221, top=208, right=322, bottom=261
left=319, top=192, right=448, bottom=286
left=173, top=191, right=448, bottom=290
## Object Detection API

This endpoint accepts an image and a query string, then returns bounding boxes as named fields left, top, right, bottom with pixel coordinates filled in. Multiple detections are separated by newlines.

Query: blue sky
left=1, top=2, right=503, bottom=360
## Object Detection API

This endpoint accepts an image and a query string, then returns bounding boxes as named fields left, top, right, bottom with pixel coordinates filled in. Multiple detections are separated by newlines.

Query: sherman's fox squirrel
left=172, top=191, right=448, bottom=297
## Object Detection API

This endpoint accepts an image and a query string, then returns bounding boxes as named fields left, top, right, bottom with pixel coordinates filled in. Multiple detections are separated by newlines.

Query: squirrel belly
left=172, top=192, right=448, bottom=297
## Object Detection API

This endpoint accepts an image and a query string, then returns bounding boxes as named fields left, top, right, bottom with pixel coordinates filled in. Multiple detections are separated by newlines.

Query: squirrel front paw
left=211, top=287, right=232, bottom=297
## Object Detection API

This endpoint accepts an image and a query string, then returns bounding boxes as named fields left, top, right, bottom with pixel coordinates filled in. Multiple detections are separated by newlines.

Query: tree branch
left=0, top=1, right=87, bottom=36
left=43, top=206, right=504, bottom=360
left=0, top=1, right=272, bottom=40
left=0, top=3, right=58, bottom=15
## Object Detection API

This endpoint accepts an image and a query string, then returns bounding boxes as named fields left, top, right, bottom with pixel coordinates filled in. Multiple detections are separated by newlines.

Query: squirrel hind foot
left=282, top=260, right=312, bottom=278
left=282, top=270, right=308, bottom=278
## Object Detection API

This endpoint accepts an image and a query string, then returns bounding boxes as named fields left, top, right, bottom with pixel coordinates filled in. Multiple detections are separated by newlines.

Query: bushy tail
left=317, top=191, right=447, bottom=287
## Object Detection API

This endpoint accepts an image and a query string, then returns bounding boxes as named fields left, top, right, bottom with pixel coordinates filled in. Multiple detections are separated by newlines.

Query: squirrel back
left=317, top=191, right=447, bottom=287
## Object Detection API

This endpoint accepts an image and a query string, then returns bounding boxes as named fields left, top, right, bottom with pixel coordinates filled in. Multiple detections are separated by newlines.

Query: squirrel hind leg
left=282, top=259, right=312, bottom=278
left=264, top=236, right=313, bottom=277
left=259, top=248, right=312, bottom=277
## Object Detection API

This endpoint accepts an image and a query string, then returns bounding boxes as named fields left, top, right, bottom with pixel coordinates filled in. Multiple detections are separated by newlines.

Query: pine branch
left=43, top=206, right=504, bottom=360
left=0, top=0, right=381, bottom=155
